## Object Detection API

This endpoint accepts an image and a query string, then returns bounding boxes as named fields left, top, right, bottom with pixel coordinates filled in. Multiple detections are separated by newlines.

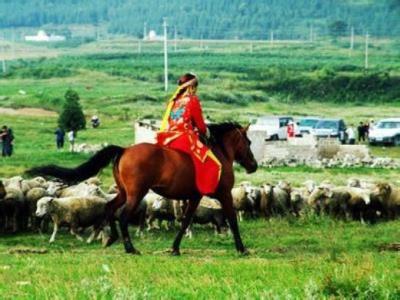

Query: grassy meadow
left=0, top=38, right=399, bottom=298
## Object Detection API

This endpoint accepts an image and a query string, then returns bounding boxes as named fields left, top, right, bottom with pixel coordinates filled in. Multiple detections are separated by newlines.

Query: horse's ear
left=243, top=124, right=250, bottom=132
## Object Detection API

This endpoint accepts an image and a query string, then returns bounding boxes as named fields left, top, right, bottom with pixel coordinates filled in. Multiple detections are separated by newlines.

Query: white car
left=369, top=118, right=400, bottom=146
left=249, top=116, right=296, bottom=140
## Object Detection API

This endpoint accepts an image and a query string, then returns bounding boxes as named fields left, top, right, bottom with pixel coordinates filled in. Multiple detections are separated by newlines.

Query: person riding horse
left=157, top=73, right=221, bottom=195
left=28, top=74, right=258, bottom=256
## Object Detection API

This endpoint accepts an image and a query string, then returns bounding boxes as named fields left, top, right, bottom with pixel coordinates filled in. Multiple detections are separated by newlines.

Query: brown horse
left=28, top=122, right=257, bottom=255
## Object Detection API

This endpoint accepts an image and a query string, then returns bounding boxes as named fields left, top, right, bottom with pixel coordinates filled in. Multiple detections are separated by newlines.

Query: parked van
left=250, top=116, right=295, bottom=140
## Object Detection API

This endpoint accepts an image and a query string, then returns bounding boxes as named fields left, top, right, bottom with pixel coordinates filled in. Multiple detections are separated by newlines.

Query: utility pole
left=143, top=22, right=147, bottom=40
left=200, top=34, right=204, bottom=49
left=137, top=39, right=141, bottom=54
left=350, top=26, right=354, bottom=51
left=270, top=30, right=274, bottom=46
left=365, top=32, right=369, bottom=69
left=174, top=26, right=177, bottom=52
left=11, top=29, right=16, bottom=60
left=163, top=18, right=168, bottom=91
left=309, top=25, right=314, bottom=43
left=1, top=47, right=6, bottom=73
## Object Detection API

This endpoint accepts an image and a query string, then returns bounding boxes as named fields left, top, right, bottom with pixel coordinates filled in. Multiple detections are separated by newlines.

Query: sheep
left=345, top=187, right=372, bottom=222
left=231, top=185, right=251, bottom=221
left=114, top=200, right=148, bottom=236
left=85, top=177, right=102, bottom=186
left=240, top=182, right=263, bottom=218
left=0, top=180, right=6, bottom=231
left=347, top=178, right=361, bottom=188
left=184, top=197, right=227, bottom=238
left=1, top=177, right=27, bottom=232
left=145, top=193, right=182, bottom=230
left=308, top=186, right=350, bottom=218
left=25, top=181, right=66, bottom=232
left=290, top=187, right=309, bottom=217
left=108, top=183, right=118, bottom=194
left=57, top=182, right=108, bottom=199
left=303, top=180, right=317, bottom=194
left=260, top=183, right=291, bottom=218
left=35, top=196, right=108, bottom=243
left=308, top=185, right=371, bottom=221
left=347, top=178, right=376, bottom=190
left=25, top=187, right=48, bottom=231
left=371, top=183, right=400, bottom=220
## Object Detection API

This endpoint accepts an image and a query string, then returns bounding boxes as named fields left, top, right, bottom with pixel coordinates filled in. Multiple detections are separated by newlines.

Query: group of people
left=54, top=128, right=76, bottom=152
left=345, top=120, right=374, bottom=145
left=357, top=121, right=374, bottom=143
left=0, top=126, right=14, bottom=157
left=54, top=116, right=100, bottom=152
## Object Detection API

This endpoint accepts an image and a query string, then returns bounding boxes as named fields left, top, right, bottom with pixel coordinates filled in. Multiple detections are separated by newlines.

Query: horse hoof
left=125, top=243, right=141, bottom=255
left=239, top=248, right=250, bottom=256
left=129, top=248, right=141, bottom=255
left=171, top=249, right=181, bottom=256
left=104, top=236, right=118, bottom=248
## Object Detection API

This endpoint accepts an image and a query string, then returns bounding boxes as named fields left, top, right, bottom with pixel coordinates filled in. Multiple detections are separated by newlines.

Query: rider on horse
left=156, top=73, right=221, bottom=195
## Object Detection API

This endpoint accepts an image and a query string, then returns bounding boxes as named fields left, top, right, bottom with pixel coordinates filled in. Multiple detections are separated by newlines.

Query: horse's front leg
left=171, top=198, right=200, bottom=256
left=218, top=193, right=248, bottom=255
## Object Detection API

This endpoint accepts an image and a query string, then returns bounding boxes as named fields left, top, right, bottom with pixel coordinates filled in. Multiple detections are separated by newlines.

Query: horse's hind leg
left=119, top=188, right=147, bottom=254
left=171, top=197, right=200, bottom=256
left=104, top=192, right=126, bottom=247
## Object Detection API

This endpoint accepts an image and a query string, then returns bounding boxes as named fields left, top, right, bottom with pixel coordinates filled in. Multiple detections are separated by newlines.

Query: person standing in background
left=357, top=122, right=365, bottom=143
left=68, top=130, right=75, bottom=152
left=0, top=126, right=14, bottom=157
left=54, top=127, right=65, bottom=150
left=364, top=121, right=370, bottom=139
left=346, top=124, right=356, bottom=145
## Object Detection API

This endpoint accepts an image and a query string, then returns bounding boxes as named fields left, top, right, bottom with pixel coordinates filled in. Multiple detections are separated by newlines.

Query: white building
left=25, top=30, right=66, bottom=42
left=145, top=30, right=163, bottom=41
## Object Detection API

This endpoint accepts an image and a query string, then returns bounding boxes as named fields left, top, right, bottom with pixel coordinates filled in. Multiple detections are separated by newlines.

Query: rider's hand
left=205, top=127, right=211, bottom=139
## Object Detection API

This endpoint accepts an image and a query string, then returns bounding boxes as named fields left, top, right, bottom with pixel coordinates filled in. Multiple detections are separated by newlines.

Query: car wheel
left=394, top=135, right=400, bottom=146
left=272, top=134, right=279, bottom=141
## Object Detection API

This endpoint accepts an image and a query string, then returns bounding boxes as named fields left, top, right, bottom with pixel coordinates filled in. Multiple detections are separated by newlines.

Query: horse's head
left=209, top=123, right=258, bottom=174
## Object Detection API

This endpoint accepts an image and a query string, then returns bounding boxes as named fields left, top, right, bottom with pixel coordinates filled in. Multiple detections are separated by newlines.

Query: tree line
left=0, top=0, right=399, bottom=39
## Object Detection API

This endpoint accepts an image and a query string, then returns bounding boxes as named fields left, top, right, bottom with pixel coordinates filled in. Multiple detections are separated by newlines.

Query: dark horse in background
left=28, top=123, right=258, bottom=255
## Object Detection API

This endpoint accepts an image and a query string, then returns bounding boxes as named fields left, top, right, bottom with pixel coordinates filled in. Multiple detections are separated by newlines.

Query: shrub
left=58, top=89, right=86, bottom=132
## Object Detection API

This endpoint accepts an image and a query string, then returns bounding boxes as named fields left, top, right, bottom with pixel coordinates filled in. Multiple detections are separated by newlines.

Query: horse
left=27, top=122, right=258, bottom=255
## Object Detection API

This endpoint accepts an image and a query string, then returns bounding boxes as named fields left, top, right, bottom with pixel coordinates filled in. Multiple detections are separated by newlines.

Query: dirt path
left=0, top=107, right=57, bottom=117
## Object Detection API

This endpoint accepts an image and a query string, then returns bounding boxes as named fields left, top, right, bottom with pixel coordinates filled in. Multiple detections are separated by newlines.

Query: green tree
left=328, top=20, right=348, bottom=37
left=58, top=89, right=86, bottom=132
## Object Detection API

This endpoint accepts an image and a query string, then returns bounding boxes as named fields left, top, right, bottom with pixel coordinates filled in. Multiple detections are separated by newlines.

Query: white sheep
left=35, top=196, right=108, bottom=243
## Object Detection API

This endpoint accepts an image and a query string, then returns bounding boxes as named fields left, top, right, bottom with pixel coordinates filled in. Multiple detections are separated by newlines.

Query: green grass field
left=1, top=218, right=399, bottom=299
left=0, top=38, right=399, bottom=299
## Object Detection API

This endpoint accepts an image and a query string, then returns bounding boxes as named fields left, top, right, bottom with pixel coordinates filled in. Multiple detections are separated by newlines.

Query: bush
left=58, top=89, right=86, bottom=132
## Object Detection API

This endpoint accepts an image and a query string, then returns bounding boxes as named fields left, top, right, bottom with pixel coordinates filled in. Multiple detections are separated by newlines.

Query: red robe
left=156, top=95, right=221, bottom=195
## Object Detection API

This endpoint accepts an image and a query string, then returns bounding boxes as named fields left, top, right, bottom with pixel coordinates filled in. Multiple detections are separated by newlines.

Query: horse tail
left=26, top=145, right=125, bottom=183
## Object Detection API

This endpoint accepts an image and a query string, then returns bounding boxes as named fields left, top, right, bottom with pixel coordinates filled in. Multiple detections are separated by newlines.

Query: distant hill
left=0, top=0, right=399, bottom=39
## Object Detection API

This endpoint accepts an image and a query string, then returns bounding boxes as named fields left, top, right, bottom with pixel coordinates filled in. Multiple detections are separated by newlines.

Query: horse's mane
left=208, top=122, right=242, bottom=145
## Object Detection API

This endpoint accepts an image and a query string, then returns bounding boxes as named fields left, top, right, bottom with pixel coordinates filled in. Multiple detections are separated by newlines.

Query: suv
left=369, top=118, right=400, bottom=146
left=297, top=117, right=321, bottom=135
left=312, top=118, right=347, bottom=143
left=250, top=116, right=294, bottom=140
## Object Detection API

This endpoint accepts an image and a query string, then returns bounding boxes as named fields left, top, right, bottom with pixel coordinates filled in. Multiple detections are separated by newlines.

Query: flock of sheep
left=0, top=175, right=399, bottom=245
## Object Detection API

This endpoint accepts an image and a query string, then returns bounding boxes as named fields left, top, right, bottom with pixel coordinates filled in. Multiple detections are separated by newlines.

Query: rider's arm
left=190, top=96, right=207, bottom=135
